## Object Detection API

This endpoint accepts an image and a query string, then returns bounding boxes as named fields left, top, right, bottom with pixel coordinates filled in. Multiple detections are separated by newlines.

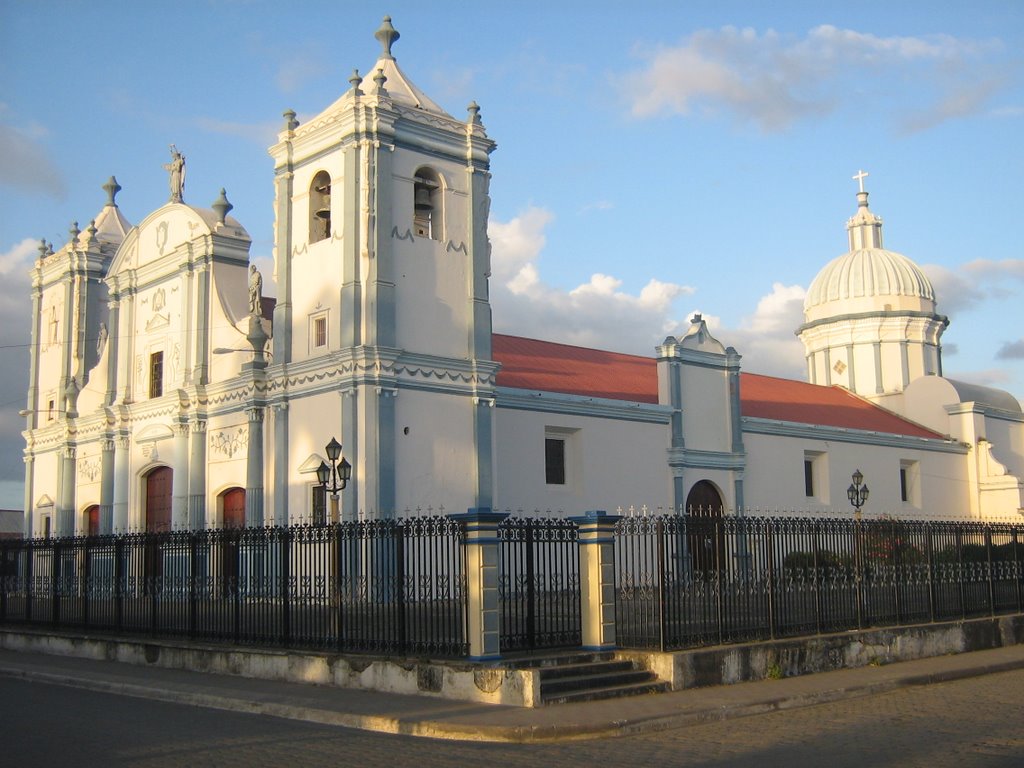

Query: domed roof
left=804, top=247, right=935, bottom=310
left=803, top=185, right=935, bottom=315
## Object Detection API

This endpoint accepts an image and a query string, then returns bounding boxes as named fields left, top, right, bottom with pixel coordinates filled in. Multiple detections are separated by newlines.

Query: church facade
left=20, top=18, right=1024, bottom=539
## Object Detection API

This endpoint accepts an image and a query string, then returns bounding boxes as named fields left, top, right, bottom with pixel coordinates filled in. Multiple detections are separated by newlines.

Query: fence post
left=657, top=518, right=666, bottom=653
left=812, top=521, right=822, bottom=634
left=1014, top=528, right=1022, bottom=614
left=189, top=532, right=198, bottom=639
left=83, top=539, right=91, bottom=628
left=525, top=520, right=536, bottom=648
left=853, top=519, right=864, bottom=630
left=451, top=508, right=508, bottom=660
left=52, top=539, right=61, bottom=627
left=395, top=523, right=407, bottom=652
left=570, top=511, right=622, bottom=652
left=114, top=535, right=124, bottom=631
left=281, top=527, right=291, bottom=648
left=985, top=525, right=995, bottom=617
left=0, top=543, right=7, bottom=623
left=25, top=540, right=33, bottom=623
left=925, top=523, right=936, bottom=622
left=766, top=521, right=776, bottom=640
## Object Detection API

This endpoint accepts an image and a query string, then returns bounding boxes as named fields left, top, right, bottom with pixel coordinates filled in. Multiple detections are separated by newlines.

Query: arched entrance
left=685, top=480, right=725, bottom=573
left=83, top=504, right=100, bottom=537
left=144, top=466, right=173, bottom=592
left=220, top=487, right=245, bottom=594
left=145, top=466, right=173, bottom=532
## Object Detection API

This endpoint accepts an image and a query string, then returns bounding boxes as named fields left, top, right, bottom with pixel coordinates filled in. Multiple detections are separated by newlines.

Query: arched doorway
left=83, top=504, right=100, bottom=537
left=144, top=466, right=173, bottom=592
left=220, top=487, right=245, bottom=594
left=686, top=480, right=725, bottom=573
left=145, top=467, right=173, bottom=532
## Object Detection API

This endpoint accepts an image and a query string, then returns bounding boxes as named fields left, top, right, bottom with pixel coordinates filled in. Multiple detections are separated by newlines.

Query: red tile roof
left=491, top=334, right=944, bottom=439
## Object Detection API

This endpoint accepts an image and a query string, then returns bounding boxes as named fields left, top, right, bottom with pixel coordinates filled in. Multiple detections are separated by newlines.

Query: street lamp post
left=316, top=437, right=351, bottom=525
left=847, top=469, right=870, bottom=629
left=847, top=469, right=869, bottom=521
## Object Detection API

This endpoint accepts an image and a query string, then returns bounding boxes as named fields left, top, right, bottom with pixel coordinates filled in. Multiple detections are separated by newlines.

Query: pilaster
left=570, top=511, right=620, bottom=651
left=451, top=508, right=508, bottom=660
left=245, top=407, right=265, bottom=526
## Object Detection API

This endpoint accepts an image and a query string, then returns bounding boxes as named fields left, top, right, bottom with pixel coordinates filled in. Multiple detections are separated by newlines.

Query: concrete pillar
left=99, top=439, right=114, bottom=534
left=571, top=511, right=620, bottom=652
left=58, top=446, right=76, bottom=537
left=22, top=456, right=34, bottom=538
left=452, top=508, right=508, bottom=660
left=245, top=407, right=265, bottom=526
left=272, top=403, right=289, bottom=526
left=188, top=418, right=207, bottom=529
left=171, top=423, right=189, bottom=529
left=112, top=436, right=130, bottom=532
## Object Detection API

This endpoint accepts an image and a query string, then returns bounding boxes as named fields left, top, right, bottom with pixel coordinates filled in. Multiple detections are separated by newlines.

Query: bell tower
left=267, top=17, right=499, bottom=518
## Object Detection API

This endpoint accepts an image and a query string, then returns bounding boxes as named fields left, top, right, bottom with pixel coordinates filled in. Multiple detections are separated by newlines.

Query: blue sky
left=1, top=1, right=1022, bottom=508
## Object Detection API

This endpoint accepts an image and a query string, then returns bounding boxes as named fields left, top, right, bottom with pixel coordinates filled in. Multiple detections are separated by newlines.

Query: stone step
left=542, top=679, right=673, bottom=706
left=500, top=651, right=614, bottom=670
left=540, top=667, right=658, bottom=697
left=538, top=659, right=637, bottom=681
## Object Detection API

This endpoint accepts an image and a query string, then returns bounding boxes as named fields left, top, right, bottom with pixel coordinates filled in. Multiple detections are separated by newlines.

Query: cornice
left=742, top=416, right=967, bottom=453
left=495, top=387, right=671, bottom=424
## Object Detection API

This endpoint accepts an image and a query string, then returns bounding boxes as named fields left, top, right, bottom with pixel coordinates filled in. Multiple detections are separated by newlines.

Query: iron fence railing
left=615, top=515, right=1024, bottom=651
left=0, top=517, right=467, bottom=657
left=498, top=517, right=581, bottom=651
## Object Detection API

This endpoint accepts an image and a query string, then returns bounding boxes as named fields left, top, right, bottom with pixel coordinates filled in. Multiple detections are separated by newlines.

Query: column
left=451, top=508, right=508, bottom=660
left=873, top=341, right=884, bottom=394
left=188, top=418, right=207, bottom=529
left=112, top=436, right=130, bottom=532
left=171, top=423, right=189, bottom=529
left=99, top=439, right=115, bottom=534
left=272, top=403, right=289, bottom=526
left=245, top=407, right=265, bottom=526
left=473, top=397, right=494, bottom=511
left=22, top=456, right=34, bottom=538
left=105, top=297, right=120, bottom=405
left=570, top=511, right=620, bottom=652
left=58, top=446, right=76, bottom=537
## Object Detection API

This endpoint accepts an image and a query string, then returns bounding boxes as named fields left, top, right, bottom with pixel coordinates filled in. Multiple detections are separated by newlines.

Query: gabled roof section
left=491, top=333, right=945, bottom=439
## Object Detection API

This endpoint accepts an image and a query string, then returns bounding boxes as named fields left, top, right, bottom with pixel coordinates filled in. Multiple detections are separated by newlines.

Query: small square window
left=545, top=437, right=566, bottom=485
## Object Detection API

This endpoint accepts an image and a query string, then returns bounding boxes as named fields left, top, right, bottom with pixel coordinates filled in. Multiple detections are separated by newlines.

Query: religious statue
left=163, top=144, right=186, bottom=203
left=249, top=265, right=263, bottom=316
left=96, top=322, right=108, bottom=356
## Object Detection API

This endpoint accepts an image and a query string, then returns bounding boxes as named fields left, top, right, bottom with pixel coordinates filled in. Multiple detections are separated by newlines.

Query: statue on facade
left=163, top=144, right=186, bottom=202
left=249, top=265, right=263, bottom=316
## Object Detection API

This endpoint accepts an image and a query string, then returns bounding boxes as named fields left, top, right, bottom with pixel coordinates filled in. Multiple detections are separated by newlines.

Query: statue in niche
left=163, top=145, right=186, bottom=203
left=96, top=322, right=108, bottom=356
left=248, top=265, right=263, bottom=316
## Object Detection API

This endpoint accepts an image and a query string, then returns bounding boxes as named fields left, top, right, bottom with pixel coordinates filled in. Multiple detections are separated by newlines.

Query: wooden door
left=686, top=480, right=725, bottom=574
left=84, top=505, right=100, bottom=537
left=220, top=488, right=245, bottom=594
left=144, top=467, right=173, bottom=592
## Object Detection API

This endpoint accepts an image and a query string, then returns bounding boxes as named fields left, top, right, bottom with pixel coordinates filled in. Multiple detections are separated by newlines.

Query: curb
left=3, top=655, right=1024, bottom=743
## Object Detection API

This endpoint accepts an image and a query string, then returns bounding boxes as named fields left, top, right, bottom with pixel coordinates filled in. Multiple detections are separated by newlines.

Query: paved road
left=3, top=670, right=1023, bottom=767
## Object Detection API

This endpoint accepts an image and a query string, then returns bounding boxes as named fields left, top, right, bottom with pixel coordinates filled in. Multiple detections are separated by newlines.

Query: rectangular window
left=803, top=450, right=828, bottom=503
left=314, top=317, right=327, bottom=348
left=311, top=484, right=327, bottom=526
left=47, top=399, right=55, bottom=421
left=899, top=467, right=908, bottom=502
left=42, top=515, right=51, bottom=540
left=545, top=437, right=566, bottom=485
left=149, top=351, right=164, bottom=398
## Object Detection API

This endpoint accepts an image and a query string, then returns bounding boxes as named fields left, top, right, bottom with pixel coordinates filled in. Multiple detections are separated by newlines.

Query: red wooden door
left=221, top=488, right=245, bottom=594
left=222, top=488, right=246, bottom=529
left=686, top=480, right=725, bottom=574
left=84, top=505, right=100, bottom=537
left=145, top=467, right=173, bottom=532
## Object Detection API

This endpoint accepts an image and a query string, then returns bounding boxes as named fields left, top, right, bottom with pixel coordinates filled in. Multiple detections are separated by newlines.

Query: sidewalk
left=2, top=644, right=1024, bottom=743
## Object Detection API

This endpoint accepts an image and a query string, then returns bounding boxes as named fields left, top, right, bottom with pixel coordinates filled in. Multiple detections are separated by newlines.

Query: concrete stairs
left=508, top=652, right=670, bottom=705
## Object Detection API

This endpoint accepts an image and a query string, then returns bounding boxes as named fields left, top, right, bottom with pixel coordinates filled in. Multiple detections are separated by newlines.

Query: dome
left=803, top=185, right=936, bottom=316
left=804, top=247, right=935, bottom=311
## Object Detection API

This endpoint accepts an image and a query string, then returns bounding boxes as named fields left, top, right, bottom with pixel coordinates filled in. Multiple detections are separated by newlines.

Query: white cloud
left=489, top=207, right=694, bottom=352
left=0, top=237, right=38, bottom=276
left=924, top=259, right=1024, bottom=314
left=675, top=283, right=809, bottom=380
left=623, top=25, right=1006, bottom=133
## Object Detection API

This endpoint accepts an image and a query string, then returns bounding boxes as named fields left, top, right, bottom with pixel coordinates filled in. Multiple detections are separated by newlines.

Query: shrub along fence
left=1, top=511, right=1022, bottom=659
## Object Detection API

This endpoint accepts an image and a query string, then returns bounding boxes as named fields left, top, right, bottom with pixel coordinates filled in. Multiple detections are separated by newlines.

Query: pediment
left=136, top=423, right=175, bottom=443
left=298, top=453, right=326, bottom=474
left=35, top=494, right=54, bottom=508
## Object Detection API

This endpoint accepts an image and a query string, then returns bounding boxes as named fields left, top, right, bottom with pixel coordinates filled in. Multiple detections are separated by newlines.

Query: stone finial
left=68, top=221, right=80, bottom=246
left=282, top=109, right=299, bottom=131
left=86, top=220, right=98, bottom=242
left=38, top=239, right=48, bottom=259
left=212, top=188, right=233, bottom=225
left=691, top=312, right=703, bottom=324
left=467, top=101, right=481, bottom=125
left=103, top=176, right=122, bottom=207
left=349, top=69, right=363, bottom=96
left=373, top=67, right=388, bottom=94
left=46, top=241, right=54, bottom=256
left=375, top=15, right=400, bottom=59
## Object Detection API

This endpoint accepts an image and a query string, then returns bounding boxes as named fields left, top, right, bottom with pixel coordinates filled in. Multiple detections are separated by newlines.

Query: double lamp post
left=316, top=437, right=351, bottom=525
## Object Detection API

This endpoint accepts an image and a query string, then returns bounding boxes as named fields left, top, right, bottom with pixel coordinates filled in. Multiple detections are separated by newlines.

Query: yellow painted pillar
left=452, top=509, right=508, bottom=660
left=572, top=511, right=621, bottom=651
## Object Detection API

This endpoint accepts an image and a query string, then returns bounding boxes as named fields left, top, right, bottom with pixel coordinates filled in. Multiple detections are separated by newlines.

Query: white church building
left=21, top=18, right=1024, bottom=539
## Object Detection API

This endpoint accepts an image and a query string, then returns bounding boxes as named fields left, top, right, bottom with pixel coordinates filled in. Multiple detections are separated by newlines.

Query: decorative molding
left=391, top=226, right=414, bottom=242
left=496, top=387, right=671, bottom=425
left=210, top=427, right=248, bottom=458
left=445, top=240, right=467, bottom=254
left=79, top=457, right=101, bottom=482
left=742, top=416, right=967, bottom=453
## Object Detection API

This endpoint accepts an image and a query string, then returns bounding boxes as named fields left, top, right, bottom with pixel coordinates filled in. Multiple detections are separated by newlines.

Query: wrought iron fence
left=0, top=516, right=467, bottom=657
left=498, top=517, right=581, bottom=651
left=615, top=515, right=1024, bottom=651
